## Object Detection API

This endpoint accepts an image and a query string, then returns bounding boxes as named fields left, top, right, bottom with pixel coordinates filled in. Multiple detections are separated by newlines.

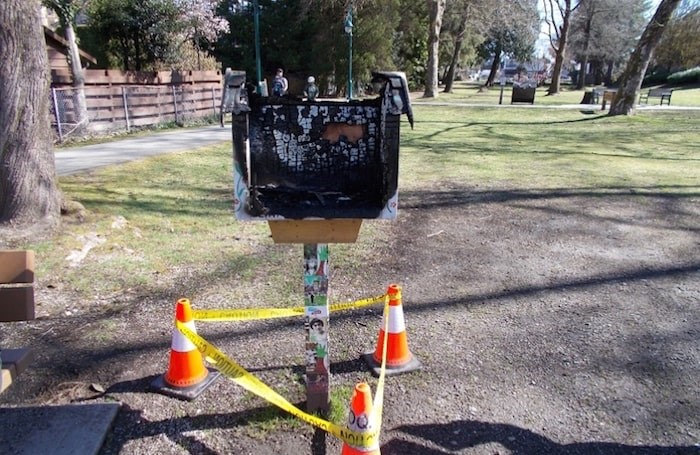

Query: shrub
left=643, top=69, right=670, bottom=86
left=667, top=67, right=700, bottom=84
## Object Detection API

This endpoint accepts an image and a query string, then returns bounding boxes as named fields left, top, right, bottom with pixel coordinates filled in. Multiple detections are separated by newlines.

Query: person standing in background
left=304, top=76, right=319, bottom=101
left=272, top=68, right=289, bottom=96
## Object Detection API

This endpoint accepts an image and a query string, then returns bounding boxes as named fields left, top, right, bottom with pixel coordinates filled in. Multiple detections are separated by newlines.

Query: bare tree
left=44, top=0, right=90, bottom=130
left=570, top=0, right=603, bottom=89
left=443, top=2, right=471, bottom=93
left=567, top=0, right=646, bottom=89
left=442, top=0, right=490, bottom=93
left=609, top=0, right=682, bottom=115
left=543, top=0, right=580, bottom=95
left=424, top=0, right=446, bottom=97
left=477, top=0, right=539, bottom=87
left=0, top=0, right=61, bottom=232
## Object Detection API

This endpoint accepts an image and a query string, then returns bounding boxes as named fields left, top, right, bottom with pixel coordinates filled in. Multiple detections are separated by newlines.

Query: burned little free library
left=222, top=70, right=413, bottom=412
left=223, top=71, right=413, bottom=231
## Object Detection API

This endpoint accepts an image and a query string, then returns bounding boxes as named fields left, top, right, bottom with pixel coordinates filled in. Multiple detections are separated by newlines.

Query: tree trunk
left=443, top=17, right=468, bottom=93
left=64, top=21, right=89, bottom=130
left=423, top=0, right=446, bottom=98
left=134, top=37, right=142, bottom=71
left=0, top=0, right=61, bottom=229
left=547, top=0, right=573, bottom=95
left=485, top=46, right=502, bottom=87
left=609, top=0, right=682, bottom=116
left=549, top=55, right=564, bottom=94
left=576, top=16, right=593, bottom=89
left=605, top=60, right=614, bottom=86
left=591, top=60, right=602, bottom=85
left=577, top=54, right=589, bottom=88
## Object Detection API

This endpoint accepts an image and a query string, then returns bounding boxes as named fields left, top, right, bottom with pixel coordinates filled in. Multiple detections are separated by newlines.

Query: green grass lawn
left=400, top=106, right=700, bottom=193
left=415, top=81, right=700, bottom=107
left=20, top=106, right=700, bottom=301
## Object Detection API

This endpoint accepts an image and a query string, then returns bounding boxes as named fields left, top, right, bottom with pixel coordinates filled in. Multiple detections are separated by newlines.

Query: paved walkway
left=55, top=125, right=230, bottom=176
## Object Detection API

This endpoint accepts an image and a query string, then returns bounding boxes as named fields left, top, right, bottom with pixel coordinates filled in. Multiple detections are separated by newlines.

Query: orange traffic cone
left=341, top=383, right=380, bottom=455
left=362, top=284, right=420, bottom=377
left=151, top=298, right=219, bottom=400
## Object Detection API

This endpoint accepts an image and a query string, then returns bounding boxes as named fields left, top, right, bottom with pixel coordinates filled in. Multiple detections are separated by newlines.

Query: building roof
left=44, top=26, right=97, bottom=66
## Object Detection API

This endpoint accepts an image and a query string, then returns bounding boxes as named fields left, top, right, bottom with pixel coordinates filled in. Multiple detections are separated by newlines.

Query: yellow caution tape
left=193, top=307, right=305, bottom=321
left=178, top=291, right=392, bottom=446
left=192, top=293, right=387, bottom=322
left=330, top=294, right=387, bottom=313
left=176, top=317, right=384, bottom=448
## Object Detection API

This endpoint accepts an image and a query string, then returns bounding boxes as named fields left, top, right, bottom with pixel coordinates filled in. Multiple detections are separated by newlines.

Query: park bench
left=1, top=250, right=36, bottom=394
left=639, top=88, right=672, bottom=105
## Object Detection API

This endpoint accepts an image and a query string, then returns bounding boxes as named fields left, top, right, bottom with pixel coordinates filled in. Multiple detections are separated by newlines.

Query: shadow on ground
left=383, top=420, right=699, bottom=454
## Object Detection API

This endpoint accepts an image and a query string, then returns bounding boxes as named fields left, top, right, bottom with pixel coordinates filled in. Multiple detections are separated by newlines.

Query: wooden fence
left=50, top=69, right=224, bottom=141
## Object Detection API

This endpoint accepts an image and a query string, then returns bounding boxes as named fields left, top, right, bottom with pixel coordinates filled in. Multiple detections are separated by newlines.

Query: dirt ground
left=1, top=183, right=699, bottom=454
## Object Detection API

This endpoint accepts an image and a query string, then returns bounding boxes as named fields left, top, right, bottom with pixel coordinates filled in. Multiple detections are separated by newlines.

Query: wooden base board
left=268, top=219, right=362, bottom=244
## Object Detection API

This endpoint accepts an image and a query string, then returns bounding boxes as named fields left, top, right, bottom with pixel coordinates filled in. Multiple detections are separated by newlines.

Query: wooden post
left=267, top=220, right=361, bottom=413
left=121, top=86, right=130, bottom=132
left=51, top=88, right=63, bottom=142
left=303, top=244, right=330, bottom=413
left=172, top=85, right=179, bottom=124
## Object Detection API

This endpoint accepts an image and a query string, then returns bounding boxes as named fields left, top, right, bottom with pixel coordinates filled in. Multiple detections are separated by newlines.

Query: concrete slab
left=0, top=402, right=120, bottom=455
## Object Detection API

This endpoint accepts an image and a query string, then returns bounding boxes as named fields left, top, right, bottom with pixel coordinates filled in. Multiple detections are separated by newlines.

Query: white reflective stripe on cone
left=384, top=305, right=406, bottom=333
left=171, top=320, right=197, bottom=352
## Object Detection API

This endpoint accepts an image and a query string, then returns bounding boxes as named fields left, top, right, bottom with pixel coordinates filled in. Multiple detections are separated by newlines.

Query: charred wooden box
left=228, top=71, right=413, bottom=220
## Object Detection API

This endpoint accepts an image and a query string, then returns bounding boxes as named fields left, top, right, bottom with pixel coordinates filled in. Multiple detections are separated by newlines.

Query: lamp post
left=344, top=6, right=353, bottom=100
left=499, top=55, right=507, bottom=105
left=253, top=0, right=263, bottom=94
